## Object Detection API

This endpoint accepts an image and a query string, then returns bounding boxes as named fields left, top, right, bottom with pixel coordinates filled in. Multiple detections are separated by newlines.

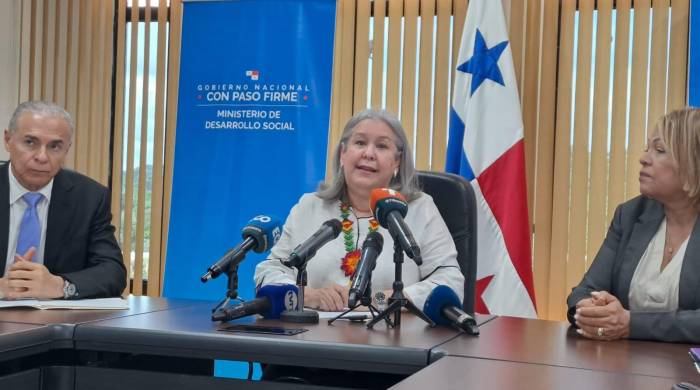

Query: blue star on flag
left=457, top=28, right=509, bottom=96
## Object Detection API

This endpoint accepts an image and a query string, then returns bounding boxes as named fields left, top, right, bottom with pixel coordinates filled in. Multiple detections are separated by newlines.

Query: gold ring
left=597, top=327, right=604, bottom=337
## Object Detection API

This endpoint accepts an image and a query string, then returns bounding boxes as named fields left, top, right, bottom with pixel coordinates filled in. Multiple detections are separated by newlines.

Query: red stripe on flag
left=476, top=140, right=536, bottom=309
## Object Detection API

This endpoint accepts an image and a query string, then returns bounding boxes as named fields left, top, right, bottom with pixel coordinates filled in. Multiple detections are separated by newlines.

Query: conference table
left=0, top=296, right=207, bottom=389
left=1, top=296, right=698, bottom=389
left=391, top=316, right=698, bottom=389
left=0, top=322, right=53, bottom=362
left=72, top=303, right=486, bottom=375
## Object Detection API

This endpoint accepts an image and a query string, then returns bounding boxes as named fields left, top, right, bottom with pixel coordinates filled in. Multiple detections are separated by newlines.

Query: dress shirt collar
left=8, top=162, right=54, bottom=205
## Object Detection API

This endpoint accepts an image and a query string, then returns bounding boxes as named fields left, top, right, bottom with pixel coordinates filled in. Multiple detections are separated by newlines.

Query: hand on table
left=305, top=283, right=349, bottom=311
left=574, top=291, right=630, bottom=341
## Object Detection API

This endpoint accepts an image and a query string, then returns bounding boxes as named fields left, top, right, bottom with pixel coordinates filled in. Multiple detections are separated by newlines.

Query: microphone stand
left=366, top=241, right=435, bottom=329
left=327, top=279, right=392, bottom=327
left=280, top=264, right=319, bottom=323
left=211, top=264, right=244, bottom=321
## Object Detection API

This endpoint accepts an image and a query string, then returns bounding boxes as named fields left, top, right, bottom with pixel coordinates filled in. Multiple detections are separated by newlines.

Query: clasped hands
left=0, top=248, right=65, bottom=300
left=574, top=291, right=630, bottom=341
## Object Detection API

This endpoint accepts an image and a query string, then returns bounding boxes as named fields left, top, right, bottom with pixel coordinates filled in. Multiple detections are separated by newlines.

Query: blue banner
left=691, top=0, right=700, bottom=106
left=164, top=0, right=336, bottom=303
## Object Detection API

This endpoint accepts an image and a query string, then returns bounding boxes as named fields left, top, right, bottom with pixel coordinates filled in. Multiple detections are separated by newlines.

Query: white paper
left=316, top=310, right=346, bottom=319
left=0, top=297, right=129, bottom=310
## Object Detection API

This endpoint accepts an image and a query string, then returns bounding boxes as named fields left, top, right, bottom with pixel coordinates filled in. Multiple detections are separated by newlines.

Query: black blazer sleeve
left=44, top=170, right=126, bottom=298
left=566, top=202, right=623, bottom=323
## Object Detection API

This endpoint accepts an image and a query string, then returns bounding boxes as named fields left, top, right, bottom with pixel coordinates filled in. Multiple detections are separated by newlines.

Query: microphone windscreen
left=256, top=284, right=299, bottom=319
left=362, top=230, right=384, bottom=251
left=369, top=188, right=408, bottom=228
left=423, top=285, right=463, bottom=326
left=242, top=215, right=282, bottom=253
left=323, top=218, right=343, bottom=237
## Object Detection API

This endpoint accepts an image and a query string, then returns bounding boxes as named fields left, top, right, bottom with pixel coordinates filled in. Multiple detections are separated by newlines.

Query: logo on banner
left=195, top=72, right=314, bottom=132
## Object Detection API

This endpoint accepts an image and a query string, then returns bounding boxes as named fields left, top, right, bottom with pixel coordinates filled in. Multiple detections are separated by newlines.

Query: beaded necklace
left=339, top=202, right=379, bottom=277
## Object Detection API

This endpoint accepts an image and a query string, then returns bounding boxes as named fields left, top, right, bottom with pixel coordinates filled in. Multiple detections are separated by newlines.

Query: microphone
left=369, top=188, right=422, bottom=264
left=283, top=219, right=343, bottom=268
left=423, top=285, right=479, bottom=335
left=201, top=215, right=282, bottom=282
left=212, top=284, right=299, bottom=321
left=348, top=231, right=384, bottom=308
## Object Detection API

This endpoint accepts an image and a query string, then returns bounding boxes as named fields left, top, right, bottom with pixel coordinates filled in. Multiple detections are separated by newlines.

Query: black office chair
left=416, top=171, right=477, bottom=315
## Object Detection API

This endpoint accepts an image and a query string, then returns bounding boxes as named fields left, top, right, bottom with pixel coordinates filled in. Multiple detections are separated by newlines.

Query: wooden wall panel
left=353, top=0, right=371, bottom=112
left=626, top=0, right=651, bottom=198
left=121, top=2, right=139, bottom=293
left=587, top=0, right=613, bottom=268
left=18, top=0, right=113, bottom=183
left=112, top=0, right=127, bottom=290
left=508, top=0, right=524, bottom=93
left=547, top=0, right=575, bottom=320
left=147, top=0, right=169, bottom=296
left=607, top=0, right=632, bottom=220
left=74, top=0, right=90, bottom=173
left=133, top=3, right=152, bottom=297
left=532, top=0, right=559, bottom=321
left=431, top=0, right=451, bottom=171
left=371, top=0, right=387, bottom=108
left=110, top=0, right=185, bottom=295
left=667, top=0, right=689, bottom=111
left=522, top=0, right=541, bottom=220
left=415, top=0, right=435, bottom=169
left=537, top=0, right=687, bottom=319
left=450, top=0, right=467, bottom=81
left=647, top=0, right=670, bottom=128
left=400, top=0, right=419, bottom=147
left=385, top=0, right=404, bottom=114
left=567, top=0, right=593, bottom=299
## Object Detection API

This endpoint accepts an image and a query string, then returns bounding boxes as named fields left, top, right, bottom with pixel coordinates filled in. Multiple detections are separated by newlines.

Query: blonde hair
left=652, top=107, right=700, bottom=207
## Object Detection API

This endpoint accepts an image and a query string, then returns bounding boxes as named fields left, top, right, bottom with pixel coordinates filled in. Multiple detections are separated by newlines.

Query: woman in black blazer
left=568, top=107, right=700, bottom=343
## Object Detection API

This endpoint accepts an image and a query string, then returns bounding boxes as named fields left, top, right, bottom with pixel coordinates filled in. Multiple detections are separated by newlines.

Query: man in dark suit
left=0, top=101, right=125, bottom=300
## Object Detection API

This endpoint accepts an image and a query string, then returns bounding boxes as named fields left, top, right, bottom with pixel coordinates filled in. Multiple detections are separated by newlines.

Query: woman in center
left=254, top=109, right=464, bottom=311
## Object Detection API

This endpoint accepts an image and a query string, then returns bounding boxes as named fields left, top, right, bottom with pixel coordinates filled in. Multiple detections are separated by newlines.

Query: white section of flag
left=452, top=0, right=525, bottom=177
left=472, top=182, right=536, bottom=317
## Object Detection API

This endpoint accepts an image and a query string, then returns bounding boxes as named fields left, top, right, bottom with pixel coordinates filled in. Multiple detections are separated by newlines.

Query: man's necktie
left=16, top=192, right=43, bottom=257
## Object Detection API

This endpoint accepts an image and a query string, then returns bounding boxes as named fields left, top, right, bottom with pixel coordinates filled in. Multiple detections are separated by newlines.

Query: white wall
left=0, top=0, right=20, bottom=161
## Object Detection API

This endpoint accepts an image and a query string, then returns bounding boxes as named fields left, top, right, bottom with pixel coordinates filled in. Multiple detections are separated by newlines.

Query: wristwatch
left=374, top=291, right=387, bottom=311
left=63, top=279, right=77, bottom=299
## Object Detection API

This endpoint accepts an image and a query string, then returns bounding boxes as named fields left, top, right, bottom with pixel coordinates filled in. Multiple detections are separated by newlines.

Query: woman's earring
left=393, top=169, right=398, bottom=179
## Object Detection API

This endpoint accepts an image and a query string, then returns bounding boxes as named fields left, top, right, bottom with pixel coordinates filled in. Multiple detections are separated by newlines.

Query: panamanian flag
left=446, top=0, right=537, bottom=317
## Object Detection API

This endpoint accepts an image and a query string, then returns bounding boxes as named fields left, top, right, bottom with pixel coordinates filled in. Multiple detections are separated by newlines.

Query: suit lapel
left=44, top=170, right=74, bottom=270
left=0, top=163, right=9, bottom=275
left=617, top=200, right=664, bottom=307
left=679, top=216, right=700, bottom=309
